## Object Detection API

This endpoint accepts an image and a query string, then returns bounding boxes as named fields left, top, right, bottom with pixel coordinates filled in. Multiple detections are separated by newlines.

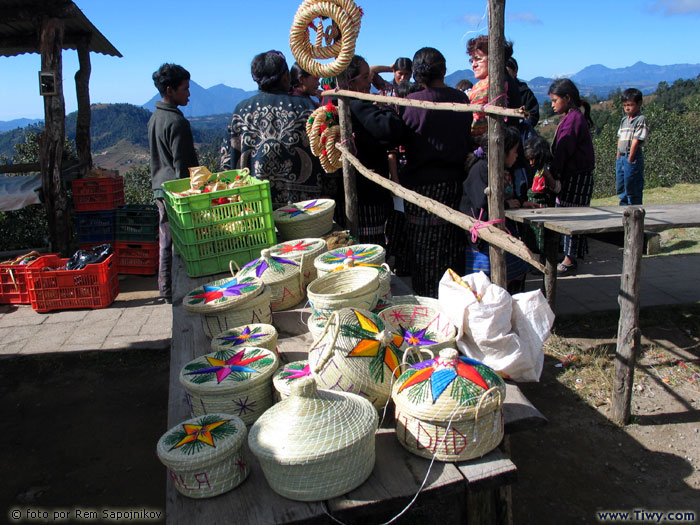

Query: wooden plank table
left=166, top=255, right=546, bottom=524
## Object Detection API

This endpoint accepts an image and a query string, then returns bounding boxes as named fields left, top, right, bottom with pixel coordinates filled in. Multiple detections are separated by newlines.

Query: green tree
left=123, top=164, right=155, bottom=205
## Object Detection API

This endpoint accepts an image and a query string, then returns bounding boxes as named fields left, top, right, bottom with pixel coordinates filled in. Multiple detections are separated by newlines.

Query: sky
left=1, top=0, right=700, bottom=121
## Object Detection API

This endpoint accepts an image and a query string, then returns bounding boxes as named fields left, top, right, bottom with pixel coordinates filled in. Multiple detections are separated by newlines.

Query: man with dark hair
left=148, top=63, right=199, bottom=303
left=506, top=57, right=539, bottom=130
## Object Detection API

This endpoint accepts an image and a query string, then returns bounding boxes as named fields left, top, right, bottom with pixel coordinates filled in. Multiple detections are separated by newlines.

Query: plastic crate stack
left=114, top=204, right=159, bottom=275
left=73, top=175, right=124, bottom=252
left=162, top=170, right=276, bottom=277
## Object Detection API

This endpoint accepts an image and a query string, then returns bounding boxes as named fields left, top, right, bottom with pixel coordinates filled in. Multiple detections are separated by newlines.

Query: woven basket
left=236, top=248, right=305, bottom=311
left=306, top=266, right=380, bottom=317
left=389, top=294, right=440, bottom=309
left=200, top=285, right=272, bottom=338
left=308, top=308, right=425, bottom=409
left=211, top=323, right=278, bottom=355
left=273, top=199, right=335, bottom=241
left=314, top=243, right=385, bottom=278
left=268, top=237, right=328, bottom=288
left=248, top=376, right=378, bottom=501
left=392, top=348, right=505, bottom=462
left=378, top=303, right=457, bottom=354
left=330, top=259, right=392, bottom=306
left=272, top=360, right=313, bottom=401
left=307, top=311, right=330, bottom=340
left=180, top=346, right=279, bottom=425
left=156, top=413, right=248, bottom=499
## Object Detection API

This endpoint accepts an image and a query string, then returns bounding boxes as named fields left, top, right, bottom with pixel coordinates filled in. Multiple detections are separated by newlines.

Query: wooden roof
left=0, top=0, right=121, bottom=57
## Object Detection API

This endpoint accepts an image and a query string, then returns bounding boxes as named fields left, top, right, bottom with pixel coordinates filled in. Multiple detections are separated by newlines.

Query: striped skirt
left=558, top=170, right=594, bottom=259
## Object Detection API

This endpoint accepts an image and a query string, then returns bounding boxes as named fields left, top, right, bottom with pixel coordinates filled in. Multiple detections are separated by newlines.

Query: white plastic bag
left=438, top=270, right=554, bottom=382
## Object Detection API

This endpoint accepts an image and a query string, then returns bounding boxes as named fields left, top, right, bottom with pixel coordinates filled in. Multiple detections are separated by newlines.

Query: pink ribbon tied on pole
left=470, top=209, right=505, bottom=244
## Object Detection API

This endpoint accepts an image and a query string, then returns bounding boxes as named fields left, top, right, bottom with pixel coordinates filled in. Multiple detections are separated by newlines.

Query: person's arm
left=520, top=85, right=539, bottom=127
left=550, top=113, right=577, bottom=177
left=369, top=65, right=392, bottom=92
left=387, top=152, right=400, bottom=184
left=628, top=138, right=640, bottom=163
left=170, top=118, right=199, bottom=179
left=351, top=99, right=406, bottom=145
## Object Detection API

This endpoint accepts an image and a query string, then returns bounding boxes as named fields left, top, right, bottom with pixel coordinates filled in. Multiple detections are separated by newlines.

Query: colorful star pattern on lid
left=240, top=254, right=298, bottom=278
left=402, top=326, right=437, bottom=347
left=324, top=246, right=379, bottom=264
left=163, top=415, right=238, bottom=455
left=189, top=278, right=258, bottom=304
left=185, top=349, right=266, bottom=383
left=273, top=240, right=315, bottom=255
left=278, top=200, right=325, bottom=218
left=279, top=363, right=311, bottom=382
left=218, top=325, right=265, bottom=347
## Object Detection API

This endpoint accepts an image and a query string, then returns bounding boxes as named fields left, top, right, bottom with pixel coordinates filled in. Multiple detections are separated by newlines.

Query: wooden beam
left=74, top=33, right=92, bottom=177
left=337, top=98, right=359, bottom=239
left=0, top=163, right=41, bottom=174
left=0, top=1, right=72, bottom=21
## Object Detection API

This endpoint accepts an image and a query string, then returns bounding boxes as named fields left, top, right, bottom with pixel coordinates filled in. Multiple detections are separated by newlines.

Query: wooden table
left=166, top=255, right=546, bottom=524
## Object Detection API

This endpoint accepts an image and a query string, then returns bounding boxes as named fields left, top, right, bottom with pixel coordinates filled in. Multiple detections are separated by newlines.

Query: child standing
left=616, top=88, right=649, bottom=205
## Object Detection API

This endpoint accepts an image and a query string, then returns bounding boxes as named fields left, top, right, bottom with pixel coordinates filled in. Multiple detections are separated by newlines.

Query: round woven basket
left=306, top=266, right=380, bottom=317
left=377, top=303, right=457, bottom=354
left=308, top=307, right=425, bottom=409
left=392, top=348, right=505, bottom=462
left=248, top=376, right=378, bottom=501
left=156, top=413, right=248, bottom=499
left=389, top=294, right=440, bottom=309
left=211, top=323, right=278, bottom=355
left=180, top=346, right=279, bottom=426
left=273, top=199, right=335, bottom=241
left=201, top=285, right=272, bottom=339
left=272, top=360, right=313, bottom=401
left=268, top=237, right=328, bottom=288
left=236, top=248, right=305, bottom=311
left=314, top=244, right=385, bottom=278
left=307, top=311, right=329, bottom=340
left=330, top=259, right=392, bottom=308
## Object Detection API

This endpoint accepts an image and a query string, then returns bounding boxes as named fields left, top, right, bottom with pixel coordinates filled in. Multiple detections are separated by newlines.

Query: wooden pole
left=75, top=34, right=92, bottom=177
left=487, top=0, right=507, bottom=288
left=611, top=207, right=645, bottom=425
left=337, top=98, right=359, bottom=239
left=39, top=17, right=71, bottom=256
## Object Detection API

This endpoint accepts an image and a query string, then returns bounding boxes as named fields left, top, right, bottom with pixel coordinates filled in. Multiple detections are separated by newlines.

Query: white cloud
left=507, top=12, right=543, bottom=25
left=649, top=0, right=700, bottom=15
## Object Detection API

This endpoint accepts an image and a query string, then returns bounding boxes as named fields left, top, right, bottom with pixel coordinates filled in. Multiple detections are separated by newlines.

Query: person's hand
left=506, top=199, right=521, bottom=209
left=522, top=201, right=542, bottom=209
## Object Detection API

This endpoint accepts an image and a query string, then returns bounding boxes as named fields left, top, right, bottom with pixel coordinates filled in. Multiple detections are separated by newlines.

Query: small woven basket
left=314, top=243, right=385, bottom=278
left=236, top=248, right=305, bottom=311
left=273, top=199, right=335, bottom=241
left=268, top=237, right=328, bottom=288
left=248, top=376, right=378, bottom=501
left=306, top=266, right=380, bottom=317
left=211, top=323, right=278, bottom=355
left=392, top=348, right=505, bottom=462
left=307, top=311, right=330, bottom=340
left=330, top=259, right=392, bottom=307
left=308, top=308, right=426, bottom=409
left=272, top=360, right=313, bottom=401
left=156, top=413, right=248, bottom=499
left=377, top=303, right=457, bottom=354
left=180, top=346, right=279, bottom=426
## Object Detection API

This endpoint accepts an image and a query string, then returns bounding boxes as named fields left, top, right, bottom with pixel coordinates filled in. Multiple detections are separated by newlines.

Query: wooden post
left=337, top=97, right=359, bottom=239
left=75, top=34, right=92, bottom=177
left=487, top=0, right=507, bottom=288
left=543, top=228, right=558, bottom=309
left=39, top=17, right=71, bottom=256
left=611, top=207, right=645, bottom=425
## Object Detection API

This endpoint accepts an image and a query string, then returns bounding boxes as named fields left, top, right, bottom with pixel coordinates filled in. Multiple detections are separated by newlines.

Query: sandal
left=556, top=261, right=577, bottom=276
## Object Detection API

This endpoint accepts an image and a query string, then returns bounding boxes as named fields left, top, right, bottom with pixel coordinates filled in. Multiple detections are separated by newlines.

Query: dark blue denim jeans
left=616, top=151, right=644, bottom=205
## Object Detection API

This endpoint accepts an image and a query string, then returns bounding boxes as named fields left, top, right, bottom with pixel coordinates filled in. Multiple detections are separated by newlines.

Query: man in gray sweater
left=148, top=63, right=199, bottom=302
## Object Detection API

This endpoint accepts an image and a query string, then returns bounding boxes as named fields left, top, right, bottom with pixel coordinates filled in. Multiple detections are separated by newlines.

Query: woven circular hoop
left=248, top=376, right=377, bottom=501
left=156, top=413, right=248, bottom=499
left=378, top=303, right=457, bottom=354
left=180, top=346, right=279, bottom=426
left=268, top=237, right=328, bottom=288
left=308, top=307, right=425, bottom=409
left=272, top=360, right=313, bottom=401
left=306, top=104, right=342, bottom=173
left=306, top=266, right=380, bottom=317
left=392, top=348, right=505, bottom=462
left=314, top=243, right=385, bottom=277
left=236, top=248, right=305, bottom=311
left=211, top=323, right=278, bottom=355
left=289, top=0, right=362, bottom=78
left=274, top=199, right=336, bottom=241
left=201, top=285, right=273, bottom=339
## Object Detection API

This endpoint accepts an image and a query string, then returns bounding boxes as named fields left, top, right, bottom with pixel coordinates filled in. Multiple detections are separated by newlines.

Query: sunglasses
left=468, top=55, right=487, bottom=64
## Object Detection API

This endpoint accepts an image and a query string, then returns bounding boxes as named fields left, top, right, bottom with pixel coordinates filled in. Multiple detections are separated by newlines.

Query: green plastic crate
left=115, top=204, right=158, bottom=242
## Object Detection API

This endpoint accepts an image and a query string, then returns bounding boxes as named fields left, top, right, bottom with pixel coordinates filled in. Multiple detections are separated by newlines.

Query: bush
left=123, top=164, right=154, bottom=205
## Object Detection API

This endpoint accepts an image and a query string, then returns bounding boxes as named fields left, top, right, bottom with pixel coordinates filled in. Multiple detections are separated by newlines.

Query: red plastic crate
left=26, top=254, right=119, bottom=312
left=0, top=262, right=31, bottom=304
left=114, top=241, right=158, bottom=275
left=72, top=177, right=125, bottom=211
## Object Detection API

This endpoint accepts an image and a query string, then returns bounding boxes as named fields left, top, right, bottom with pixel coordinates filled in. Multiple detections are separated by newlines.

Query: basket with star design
left=210, top=323, right=278, bottom=355
left=307, top=310, right=330, bottom=340
left=378, top=303, right=457, bottom=354
left=273, top=199, right=335, bottom=241
left=268, top=237, right=328, bottom=288
left=313, top=243, right=385, bottom=278
left=182, top=276, right=272, bottom=338
left=235, top=248, right=305, bottom=311
left=306, top=266, right=381, bottom=317
left=308, top=307, right=424, bottom=409
left=179, top=346, right=279, bottom=425
left=272, top=360, right=313, bottom=401
left=248, top=376, right=378, bottom=501
left=392, top=348, right=505, bottom=462
left=156, top=413, right=248, bottom=498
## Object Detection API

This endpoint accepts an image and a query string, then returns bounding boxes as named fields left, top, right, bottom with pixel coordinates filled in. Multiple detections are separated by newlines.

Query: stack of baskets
left=210, top=323, right=278, bottom=355
left=113, top=204, right=159, bottom=275
left=273, top=199, right=335, bottom=241
left=73, top=172, right=124, bottom=250
left=235, top=248, right=305, bottom=311
left=313, top=243, right=385, bottom=278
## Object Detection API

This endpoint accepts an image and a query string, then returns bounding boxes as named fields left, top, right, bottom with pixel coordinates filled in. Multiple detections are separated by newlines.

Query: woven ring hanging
left=306, top=104, right=342, bottom=173
left=290, top=0, right=362, bottom=78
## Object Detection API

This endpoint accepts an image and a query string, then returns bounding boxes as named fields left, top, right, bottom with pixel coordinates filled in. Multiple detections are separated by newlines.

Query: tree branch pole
left=337, top=97, right=359, bottom=239
left=611, top=207, right=645, bottom=425
left=335, top=142, right=545, bottom=273
left=487, top=0, right=507, bottom=288
left=75, top=33, right=92, bottom=177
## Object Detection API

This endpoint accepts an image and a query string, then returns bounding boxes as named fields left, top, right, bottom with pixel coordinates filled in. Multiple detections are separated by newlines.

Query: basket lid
left=314, top=244, right=385, bottom=271
left=248, top=376, right=378, bottom=464
left=273, top=199, right=335, bottom=224
left=156, top=413, right=247, bottom=469
left=236, top=248, right=302, bottom=283
left=378, top=304, right=457, bottom=349
left=183, top=276, right=264, bottom=313
left=268, top=238, right=327, bottom=260
left=179, top=346, right=279, bottom=395
left=211, top=323, right=278, bottom=352
left=392, top=348, right=505, bottom=415
left=273, top=360, right=312, bottom=388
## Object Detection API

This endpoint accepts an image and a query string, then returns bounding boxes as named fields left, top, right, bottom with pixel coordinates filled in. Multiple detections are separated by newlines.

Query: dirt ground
left=2, top=307, right=699, bottom=524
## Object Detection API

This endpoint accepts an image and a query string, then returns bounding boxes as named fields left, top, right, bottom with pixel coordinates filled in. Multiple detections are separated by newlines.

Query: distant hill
left=142, top=81, right=258, bottom=117
left=0, top=118, right=43, bottom=133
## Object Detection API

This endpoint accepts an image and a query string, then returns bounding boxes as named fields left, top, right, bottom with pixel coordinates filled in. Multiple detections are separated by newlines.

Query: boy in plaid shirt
left=616, top=88, right=649, bottom=205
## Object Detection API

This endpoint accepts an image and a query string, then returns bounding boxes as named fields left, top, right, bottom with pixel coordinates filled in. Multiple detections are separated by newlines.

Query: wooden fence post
left=75, top=34, right=93, bottom=177
left=611, top=207, right=645, bottom=425
left=338, top=97, right=359, bottom=239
